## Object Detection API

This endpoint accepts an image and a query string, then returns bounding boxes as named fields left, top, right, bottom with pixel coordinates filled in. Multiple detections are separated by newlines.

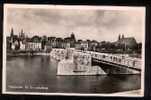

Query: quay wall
left=7, top=52, right=50, bottom=56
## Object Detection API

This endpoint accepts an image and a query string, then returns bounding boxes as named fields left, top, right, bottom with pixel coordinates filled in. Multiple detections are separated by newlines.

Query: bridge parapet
left=86, top=51, right=142, bottom=70
left=50, top=49, right=142, bottom=71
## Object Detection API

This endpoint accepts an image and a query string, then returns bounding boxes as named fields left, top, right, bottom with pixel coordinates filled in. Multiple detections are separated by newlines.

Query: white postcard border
left=2, top=4, right=146, bottom=97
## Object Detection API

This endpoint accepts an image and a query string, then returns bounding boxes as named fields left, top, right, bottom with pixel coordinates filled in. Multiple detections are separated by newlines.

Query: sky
left=4, top=6, right=145, bottom=43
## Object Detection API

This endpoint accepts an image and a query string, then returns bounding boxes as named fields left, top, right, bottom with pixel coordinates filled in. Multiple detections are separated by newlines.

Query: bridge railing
left=50, top=48, right=67, bottom=60
left=86, top=51, right=142, bottom=70
left=50, top=49, right=142, bottom=70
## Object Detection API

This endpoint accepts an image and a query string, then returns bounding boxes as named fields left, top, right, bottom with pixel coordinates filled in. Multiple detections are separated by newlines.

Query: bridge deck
left=86, top=51, right=141, bottom=70
left=50, top=49, right=142, bottom=71
left=92, top=58, right=141, bottom=71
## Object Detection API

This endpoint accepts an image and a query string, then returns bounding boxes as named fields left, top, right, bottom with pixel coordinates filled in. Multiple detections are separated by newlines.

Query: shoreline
left=7, top=52, right=50, bottom=56
left=6, top=50, right=141, bottom=58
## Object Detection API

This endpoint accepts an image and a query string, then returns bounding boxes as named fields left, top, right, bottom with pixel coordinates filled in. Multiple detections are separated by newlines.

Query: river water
left=6, top=55, right=141, bottom=94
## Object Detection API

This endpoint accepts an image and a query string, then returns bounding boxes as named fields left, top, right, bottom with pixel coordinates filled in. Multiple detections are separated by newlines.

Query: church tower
left=20, top=29, right=25, bottom=40
left=10, top=28, right=14, bottom=37
left=118, top=34, right=121, bottom=41
left=71, top=32, right=76, bottom=42
left=122, top=34, right=124, bottom=39
left=10, top=28, right=14, bottom=43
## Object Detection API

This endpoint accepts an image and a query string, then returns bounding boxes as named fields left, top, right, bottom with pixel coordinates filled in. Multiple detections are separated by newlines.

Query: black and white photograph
left=3, top=4, right=145, bottom=96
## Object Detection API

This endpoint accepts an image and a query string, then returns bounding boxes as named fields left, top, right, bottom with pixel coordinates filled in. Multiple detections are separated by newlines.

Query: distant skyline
left=4, top=5, right=145, bottom=43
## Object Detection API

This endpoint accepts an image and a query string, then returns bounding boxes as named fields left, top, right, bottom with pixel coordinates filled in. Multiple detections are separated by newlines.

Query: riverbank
left=6, top=49, right=141, bottom=58
left=7, top=51, right=50, bottom=56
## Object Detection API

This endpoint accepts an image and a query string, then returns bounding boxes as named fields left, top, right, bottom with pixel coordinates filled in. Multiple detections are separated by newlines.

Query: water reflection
left=6, top=56, right=141, bottom=93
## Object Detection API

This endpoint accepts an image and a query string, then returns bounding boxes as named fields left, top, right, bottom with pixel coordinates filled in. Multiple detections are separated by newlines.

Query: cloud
left=5, top=7, right=145, bottom=43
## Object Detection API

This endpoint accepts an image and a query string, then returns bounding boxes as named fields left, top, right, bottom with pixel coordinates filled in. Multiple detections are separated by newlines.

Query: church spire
left=122, top=34, right=124, bottom=39
left=21, top=29, right=23, bottom=34
left=118, top=34, right=121, bottom=40
left=10, top=28, right=14, bottom=37
left=20, top=29, right=25, bottom=39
